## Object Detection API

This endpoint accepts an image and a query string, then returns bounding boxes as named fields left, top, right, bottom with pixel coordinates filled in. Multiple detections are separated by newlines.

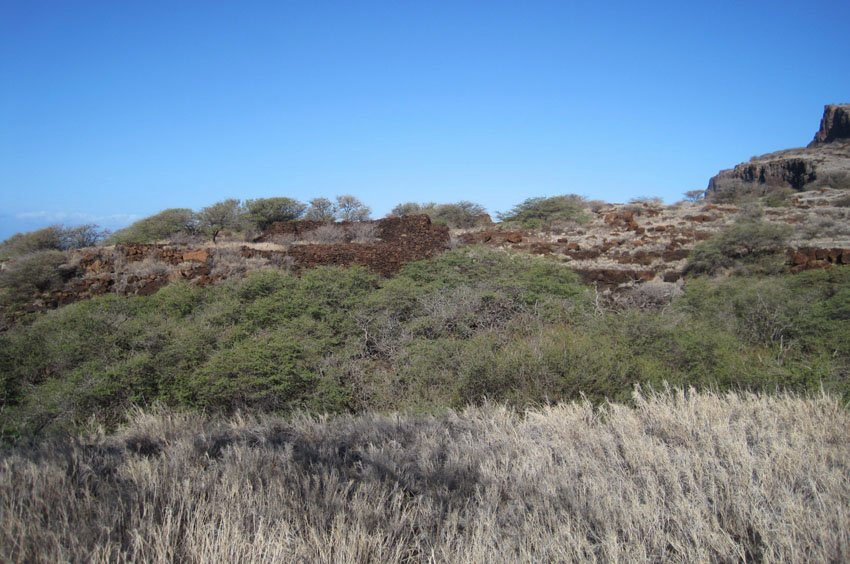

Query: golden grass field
left=2, top=389, right=848, bottom=563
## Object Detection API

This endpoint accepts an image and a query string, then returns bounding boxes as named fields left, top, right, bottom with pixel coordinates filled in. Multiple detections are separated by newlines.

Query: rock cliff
left=706, top=104, right=850, bottom=201
left=810, top=104, right=850, bottom=146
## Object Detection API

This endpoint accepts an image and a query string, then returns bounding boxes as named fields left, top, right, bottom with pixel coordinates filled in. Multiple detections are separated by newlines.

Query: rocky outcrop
left=809, top=104, right=850, bottom=146
left=788, top=247, right=850, bottom=272
left=707, top=158, right=818, bottom=196
left=706, top=104, right=850, bottom=200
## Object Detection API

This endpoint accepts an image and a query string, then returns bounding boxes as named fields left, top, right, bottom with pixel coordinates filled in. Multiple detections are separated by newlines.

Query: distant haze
left=2, top=0, right=848, bottom=240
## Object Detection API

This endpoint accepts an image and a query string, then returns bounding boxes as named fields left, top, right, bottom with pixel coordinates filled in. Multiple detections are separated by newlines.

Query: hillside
left=1, top=106, right=850, bottom=563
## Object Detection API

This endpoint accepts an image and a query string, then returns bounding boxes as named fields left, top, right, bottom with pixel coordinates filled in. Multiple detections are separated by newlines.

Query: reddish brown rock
left=182, top=249, right=210, bottom=263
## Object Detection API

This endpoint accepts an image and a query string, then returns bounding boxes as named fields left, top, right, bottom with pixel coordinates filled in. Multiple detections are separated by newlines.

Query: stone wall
left=243, top=215, right=450, bottom=276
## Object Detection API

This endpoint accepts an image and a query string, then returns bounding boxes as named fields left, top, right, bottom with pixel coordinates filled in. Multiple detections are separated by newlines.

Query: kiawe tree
left=245, top=197, right=307, bottom=231
left=304, top=197, right=337, bottom=222
left=684, top=190, right=705, bottom=203
left=335, top=195, right=371, bottom=222
left=199, top=199, right=243, bottom=243
left=108, top=208, right=199, bottom=244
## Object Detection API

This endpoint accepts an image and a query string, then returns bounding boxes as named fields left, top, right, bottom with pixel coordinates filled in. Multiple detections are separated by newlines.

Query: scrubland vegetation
left=104, top=195, right=372, bottom=245
left=2, top=247, right=849, bottom=440
left=1, top=390, right=847, bottom=562
left=389, top=201, right=489, bottom=228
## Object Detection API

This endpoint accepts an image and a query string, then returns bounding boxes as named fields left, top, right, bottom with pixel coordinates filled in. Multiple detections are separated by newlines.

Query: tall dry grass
left=1, top=389, right=848, bottom=562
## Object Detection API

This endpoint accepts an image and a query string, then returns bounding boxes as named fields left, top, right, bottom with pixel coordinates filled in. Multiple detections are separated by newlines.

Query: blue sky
left=1, top=0, right=848, bottom=239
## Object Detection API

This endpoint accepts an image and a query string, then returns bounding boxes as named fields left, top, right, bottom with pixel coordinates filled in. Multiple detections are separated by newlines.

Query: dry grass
left=1, top=389, right=848, bottom=563
left=299, top=224, right=348, bottom=244
left=209, top=247, right=271, bottom=277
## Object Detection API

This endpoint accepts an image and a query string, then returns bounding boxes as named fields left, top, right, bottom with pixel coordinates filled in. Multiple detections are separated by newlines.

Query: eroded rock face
left=707, top=158, right=818, bottom=195
left=706, top=104, right=850, bottom=200
left=810, top=104, right=850, bottom=146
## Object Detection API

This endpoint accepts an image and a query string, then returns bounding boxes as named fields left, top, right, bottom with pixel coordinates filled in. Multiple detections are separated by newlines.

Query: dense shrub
left=497, top=195, right=589, bottom=228
left=0, top=250, right=70, bottom=307
left=1, top=246, right=848, bottom=440
left=304, top=197, right=336, bottom=221
left=108, top=208, right=198, bottom=244
left=1, top=224, right=108, bottom=260
left=0, top=226, right=63, bottom=260
left=685, top=218, right=792, bottom=275
left=245, top=197, right=307, bottom=230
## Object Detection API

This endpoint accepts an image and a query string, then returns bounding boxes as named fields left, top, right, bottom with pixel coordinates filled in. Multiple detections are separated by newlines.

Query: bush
left=184, top=331, right=318, bottom=411
left=685, top=219, right=792, bottom=276
left=683, top=190, right=705, bottom=203
left=304, top=197, right=336, bottom=221
left=497, top=195, right=589, bottom=228
left=300, top=224, right=348, bottom=244
left=0, top=250, right=70, bottom=306
left=245, top=197, right=307, bottom=231
left=390, top=201, right=488, bottom=228
left=629, top=196, right=664, bottom=207
left=1, top=224, right=108, bottom=260
left=797, top=213, right=850, bottom=239
left=389, top=202, right=426, bottom=217
left=347, top=222, right=378, bottom=243
left=834, top=192, right=850, bottom=207
left=108, top=209, right=198, bottom=244
left=0, top=226, right=63, bottom=260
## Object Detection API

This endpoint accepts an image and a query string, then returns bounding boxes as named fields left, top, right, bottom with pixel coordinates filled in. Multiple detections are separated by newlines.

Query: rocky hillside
left=3, top=187, right=850, bottom=326
left=706, top=104, right=850, bottom=200
left=461, top=189, right=850, bottom=287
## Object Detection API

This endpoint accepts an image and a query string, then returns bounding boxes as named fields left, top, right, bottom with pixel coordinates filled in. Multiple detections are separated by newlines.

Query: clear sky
left=1, top=0, right=848, bottom=239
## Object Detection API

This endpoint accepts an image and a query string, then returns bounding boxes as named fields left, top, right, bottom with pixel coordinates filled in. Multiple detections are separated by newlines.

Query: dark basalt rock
left=809, top=104, right=850, bottom=146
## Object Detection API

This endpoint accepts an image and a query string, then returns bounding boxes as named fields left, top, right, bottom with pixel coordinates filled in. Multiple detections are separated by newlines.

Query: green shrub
left=0, top=250, right=70, bottom=306
left=497, top=195, right=589, bottom=228
left=0, top=227, right=63, bottom=260
left=108, top=208, right=198, bottom=244
left=304, top=197, right=337, bottom=221
left=3, top=244, right=848, bottom=440
left=390, top=201, right=488, bottom=228
left=685, top=219, right=792, bottom=276
left=245, top=197, right=307, bottom=231
left=199, top=199, right=244, bottom=243
left=184, top=331, right=317, bottom=411
left=1, top=225, right=107, bottom=260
